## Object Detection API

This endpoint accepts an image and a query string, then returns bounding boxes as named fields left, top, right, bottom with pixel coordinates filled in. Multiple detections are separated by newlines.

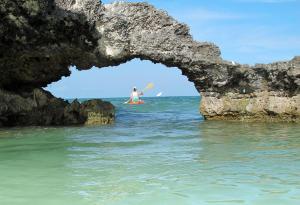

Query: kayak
left=128, top=100, right=144, bottom=105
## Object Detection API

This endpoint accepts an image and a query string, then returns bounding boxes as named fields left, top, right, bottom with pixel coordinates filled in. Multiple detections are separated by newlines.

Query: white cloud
left=185, top=24, right=300, bottom=64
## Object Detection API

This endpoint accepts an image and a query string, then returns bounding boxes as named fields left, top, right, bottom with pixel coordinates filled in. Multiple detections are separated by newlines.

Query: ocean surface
left=0, top=96, right=300, bottom=205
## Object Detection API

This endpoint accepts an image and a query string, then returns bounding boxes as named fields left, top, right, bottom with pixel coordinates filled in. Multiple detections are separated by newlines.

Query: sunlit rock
left=81, top=99, right=115, bottom=125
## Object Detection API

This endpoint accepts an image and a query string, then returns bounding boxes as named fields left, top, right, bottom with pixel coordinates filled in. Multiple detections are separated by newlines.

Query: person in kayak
left=129, top=87, right=143, bottom=103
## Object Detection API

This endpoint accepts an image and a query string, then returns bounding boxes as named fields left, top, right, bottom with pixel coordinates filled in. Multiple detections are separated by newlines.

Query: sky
left=46, top=0, right=300, bottom=98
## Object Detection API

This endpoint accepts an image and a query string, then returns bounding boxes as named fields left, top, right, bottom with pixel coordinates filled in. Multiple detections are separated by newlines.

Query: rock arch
left=0, top=0, right=299, bottom=126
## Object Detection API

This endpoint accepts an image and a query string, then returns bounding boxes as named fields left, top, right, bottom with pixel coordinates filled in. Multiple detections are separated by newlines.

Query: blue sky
left=46, top=0, right=300, bottom=98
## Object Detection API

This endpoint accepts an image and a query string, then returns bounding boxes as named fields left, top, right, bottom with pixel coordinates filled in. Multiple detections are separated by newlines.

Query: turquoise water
left=0, top=96, right=300, bottom=205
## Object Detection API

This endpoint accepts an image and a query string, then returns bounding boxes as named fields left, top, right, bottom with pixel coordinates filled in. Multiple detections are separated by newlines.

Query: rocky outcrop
left=200, top=57, right=300, bottom=121
left=0, top=88, right=115, bottom=126
left=0, top=0, right=115, bottom=126
left=81, top=99, right=115, bottom=125
left=201, top=91, right=299, bottom=122
left=0, top=0, right=299, bottom=126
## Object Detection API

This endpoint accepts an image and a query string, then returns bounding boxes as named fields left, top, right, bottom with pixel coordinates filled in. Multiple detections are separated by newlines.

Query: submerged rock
left=0, top=0, right=299, bottom=125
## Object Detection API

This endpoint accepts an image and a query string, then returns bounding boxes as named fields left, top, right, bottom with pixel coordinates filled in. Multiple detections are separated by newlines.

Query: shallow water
left=0, top=96, right=300, bottom=205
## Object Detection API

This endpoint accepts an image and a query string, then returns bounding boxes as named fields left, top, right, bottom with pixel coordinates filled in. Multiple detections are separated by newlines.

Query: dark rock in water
left=0, top=0, right=299, bottom=125
left=81, top=99, right=115, bottom=125
left=0, top=88, right=115, bottom=126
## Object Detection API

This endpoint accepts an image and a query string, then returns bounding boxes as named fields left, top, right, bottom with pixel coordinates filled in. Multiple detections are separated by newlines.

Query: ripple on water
left=0, top=97, right=300, bottom=205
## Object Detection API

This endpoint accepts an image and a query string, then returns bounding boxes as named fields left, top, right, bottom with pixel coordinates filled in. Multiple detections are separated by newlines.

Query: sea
left=0, top=96, right=299, bottom=205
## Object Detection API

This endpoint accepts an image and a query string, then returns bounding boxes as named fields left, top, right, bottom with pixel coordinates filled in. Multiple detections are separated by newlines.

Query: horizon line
left=64, top=95, right=201, bottom=100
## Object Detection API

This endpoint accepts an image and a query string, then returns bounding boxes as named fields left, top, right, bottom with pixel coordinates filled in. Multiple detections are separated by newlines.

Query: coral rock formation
left=81, top=99, right=115, bottom=125
left=0, top=0, right=299, bottom=126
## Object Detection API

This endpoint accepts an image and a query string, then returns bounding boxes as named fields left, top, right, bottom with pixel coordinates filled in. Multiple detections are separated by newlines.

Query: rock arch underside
left=0, top=0, right=299, bottom=126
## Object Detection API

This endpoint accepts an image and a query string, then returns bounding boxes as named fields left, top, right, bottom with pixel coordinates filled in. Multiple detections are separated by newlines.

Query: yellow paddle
left=142, top=82, right=154, bottom=92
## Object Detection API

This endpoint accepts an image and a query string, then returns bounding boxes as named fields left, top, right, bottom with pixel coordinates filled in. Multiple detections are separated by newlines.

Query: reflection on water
left=0, top=97, right=299, bottom=205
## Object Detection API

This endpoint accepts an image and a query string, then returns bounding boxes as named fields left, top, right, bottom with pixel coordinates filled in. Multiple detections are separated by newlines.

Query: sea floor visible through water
left=0, top=96, right=300, bottom=205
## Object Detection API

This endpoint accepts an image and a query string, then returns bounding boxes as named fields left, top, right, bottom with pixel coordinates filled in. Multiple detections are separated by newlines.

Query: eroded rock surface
left=0, top=0, right=299, bottom=126
left=81, top=99, right=115, bottom=125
